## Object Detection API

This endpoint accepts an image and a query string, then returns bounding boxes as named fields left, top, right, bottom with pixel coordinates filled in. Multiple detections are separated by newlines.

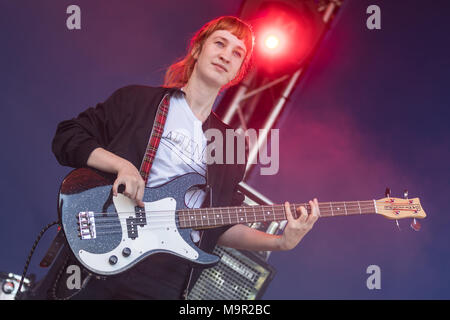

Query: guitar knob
left=109, top=255, right=118, bottom=265
left=122, top=247, right=131, bottom=257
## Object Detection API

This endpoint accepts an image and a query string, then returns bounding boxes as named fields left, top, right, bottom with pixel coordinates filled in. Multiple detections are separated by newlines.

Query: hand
left=278, top=199, right=320, bottom=251
left=112, top=161, right=145, bottom=207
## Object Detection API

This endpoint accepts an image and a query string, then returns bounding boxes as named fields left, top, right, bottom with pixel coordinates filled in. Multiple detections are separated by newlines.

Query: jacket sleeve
left=51, top=87, right=130, bottom=168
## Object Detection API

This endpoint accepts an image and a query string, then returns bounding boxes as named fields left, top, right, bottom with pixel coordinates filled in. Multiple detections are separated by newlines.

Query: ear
left=191, top=44, right=200, bottom=60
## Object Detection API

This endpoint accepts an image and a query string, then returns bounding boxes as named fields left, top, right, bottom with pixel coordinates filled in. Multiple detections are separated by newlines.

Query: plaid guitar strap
left=139, top=93, right=171, bottom=184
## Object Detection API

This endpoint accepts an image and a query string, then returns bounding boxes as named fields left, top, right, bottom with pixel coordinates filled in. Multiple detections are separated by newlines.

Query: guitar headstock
left=375, top=197, right=426, bottom=220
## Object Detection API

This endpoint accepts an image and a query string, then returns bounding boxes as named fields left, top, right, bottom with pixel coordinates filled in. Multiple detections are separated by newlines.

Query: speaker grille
left=188, top=246, right=275, bottom=300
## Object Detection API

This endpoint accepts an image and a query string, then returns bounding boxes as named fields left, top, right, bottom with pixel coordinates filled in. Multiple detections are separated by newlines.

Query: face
left=192, top=29, right=247, bottom=88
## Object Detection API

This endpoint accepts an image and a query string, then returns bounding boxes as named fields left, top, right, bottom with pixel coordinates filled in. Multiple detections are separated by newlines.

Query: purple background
left=1, top=0, right=449, bottom=299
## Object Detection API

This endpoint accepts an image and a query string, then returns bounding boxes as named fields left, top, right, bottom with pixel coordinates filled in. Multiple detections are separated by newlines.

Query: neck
left=183, top=71, right=221, bottom=123
left=177, top=200, right=378, bottom=230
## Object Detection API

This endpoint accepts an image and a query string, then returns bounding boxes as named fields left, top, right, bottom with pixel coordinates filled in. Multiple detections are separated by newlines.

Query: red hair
left=163, top=16, right=254, bottom=89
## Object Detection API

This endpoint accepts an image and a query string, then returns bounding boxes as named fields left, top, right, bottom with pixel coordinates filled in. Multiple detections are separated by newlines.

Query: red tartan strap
left=139, top=93, right=170, bottom=184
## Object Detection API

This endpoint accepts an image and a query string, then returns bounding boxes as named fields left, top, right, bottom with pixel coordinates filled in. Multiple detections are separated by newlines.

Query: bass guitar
left=58, top=168, right=426, bottom=276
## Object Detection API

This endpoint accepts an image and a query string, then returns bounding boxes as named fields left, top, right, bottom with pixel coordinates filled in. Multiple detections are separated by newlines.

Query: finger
left=136, top=183, right=145, bottom=207
left=307, top=200, right=319, bottom=224
left=284, top=202, right=294, bottom=222
left=123, top=181, right=135, bottom=199
left=298, top=206, right=308, bottom=223
left=112, top=178, right=123, bottom=196
left=313, top=198, right=320, bottom=216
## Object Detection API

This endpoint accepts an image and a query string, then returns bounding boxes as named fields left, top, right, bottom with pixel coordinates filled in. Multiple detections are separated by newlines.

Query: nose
left=219, top=49, right=232, bottom=64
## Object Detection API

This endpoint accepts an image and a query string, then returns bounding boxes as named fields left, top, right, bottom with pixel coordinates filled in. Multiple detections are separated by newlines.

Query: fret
left=230, top=207, right=234, bottom=224
left=237, top=207, right=241, bottom=224
left=271, top=206, right=276, bottom=221
left=330, top=202, right=334, bottom=216
left=236, top=207, right=241, bottom=224
left=193, top=211, right=198, bottom=227
left=180, top=210, right=185, bottom=228
left=200, top=208, right=205, bottom=228
left=266, top=206, right=273, bottom=221
left=177, top=210, right=183, bottom=228
left=344, top=202, right=348, bottom=215
left=244, top=206, right=248, bottom=223
left=358, top=201, right=362, bottom=214
left=228, top=207, right=234, bottom=224
left=182, top=211, right=187, bottom=228
left=335, top=202, right=343, bottom=215
left=188, top=214, right=195, bottom=227
left=252, top=206, right=266, bottom=222
left=218, top=207, right=224, bottom=226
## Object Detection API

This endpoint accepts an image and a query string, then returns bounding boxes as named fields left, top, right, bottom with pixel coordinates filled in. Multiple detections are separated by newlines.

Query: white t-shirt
left=146, top=92, right=207, bottom=209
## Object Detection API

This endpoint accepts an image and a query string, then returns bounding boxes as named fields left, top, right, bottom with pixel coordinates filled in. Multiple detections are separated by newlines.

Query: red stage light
left=264, top=35, right=279, bottom=50
left=260, top=29, right=285, bottom=56
left=241, top=1, right=326, bottom=77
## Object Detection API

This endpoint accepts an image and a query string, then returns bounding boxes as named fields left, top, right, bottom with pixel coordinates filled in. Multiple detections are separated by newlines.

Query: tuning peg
left=410, top=218, right=421, bottom=231
left=385, top=187, right=391, bottom=198
left=395, top=219, right=401, bottom=231
left=404, top=189, right=409, bottom=199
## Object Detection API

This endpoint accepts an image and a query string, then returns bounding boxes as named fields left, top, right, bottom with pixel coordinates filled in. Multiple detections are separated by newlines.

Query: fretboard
left=177, top=200, right=377, bottom=229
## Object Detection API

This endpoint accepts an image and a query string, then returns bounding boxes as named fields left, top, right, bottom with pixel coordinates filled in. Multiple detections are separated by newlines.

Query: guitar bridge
left=78, top=211, right=96, bottom=240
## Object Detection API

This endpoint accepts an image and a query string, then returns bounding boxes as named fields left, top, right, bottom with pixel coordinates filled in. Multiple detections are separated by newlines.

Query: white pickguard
left=78, top=194, right=199, bottom=275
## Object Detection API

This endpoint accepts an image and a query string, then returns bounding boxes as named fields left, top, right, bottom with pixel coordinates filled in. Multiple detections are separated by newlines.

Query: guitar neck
left=177, top=200, right=377, bottom=230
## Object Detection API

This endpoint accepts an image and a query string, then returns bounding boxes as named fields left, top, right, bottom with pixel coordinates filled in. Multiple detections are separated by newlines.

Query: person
left=27, top=16, right=319, bottom=300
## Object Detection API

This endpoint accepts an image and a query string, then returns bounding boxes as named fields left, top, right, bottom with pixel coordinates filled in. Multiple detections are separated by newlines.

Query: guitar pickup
left=78, top=211, right=96, bottom=240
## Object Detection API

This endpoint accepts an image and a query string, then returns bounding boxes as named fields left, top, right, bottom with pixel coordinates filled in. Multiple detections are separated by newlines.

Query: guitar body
left=58, top=168, right=220, bottom=276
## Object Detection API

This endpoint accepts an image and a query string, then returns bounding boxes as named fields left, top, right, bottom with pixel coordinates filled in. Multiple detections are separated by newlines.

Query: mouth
left=212, top=63, right=227, bottom=72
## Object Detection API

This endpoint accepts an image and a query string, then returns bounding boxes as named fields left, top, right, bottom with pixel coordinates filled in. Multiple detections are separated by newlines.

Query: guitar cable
left=14, top=220, right=60, bottom=300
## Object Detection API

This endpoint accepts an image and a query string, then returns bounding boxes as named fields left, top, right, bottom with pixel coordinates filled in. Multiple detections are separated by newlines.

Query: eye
left=234, top=51, right=242, bottom=58
left=215, top=41, right=224, bottom=47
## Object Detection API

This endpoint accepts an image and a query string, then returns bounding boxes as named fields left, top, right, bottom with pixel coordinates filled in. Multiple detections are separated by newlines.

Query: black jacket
left=51, top=85, right=246, bottom=298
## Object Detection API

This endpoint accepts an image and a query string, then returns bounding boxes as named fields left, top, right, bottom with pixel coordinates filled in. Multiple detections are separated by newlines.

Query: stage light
left=239, top=0, right=327, bottom=77
left=264, top=35, right=279, bottom=49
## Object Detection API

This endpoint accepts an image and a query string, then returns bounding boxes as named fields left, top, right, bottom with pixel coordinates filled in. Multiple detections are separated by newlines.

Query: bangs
left=211, top=17, right=254, bottom=54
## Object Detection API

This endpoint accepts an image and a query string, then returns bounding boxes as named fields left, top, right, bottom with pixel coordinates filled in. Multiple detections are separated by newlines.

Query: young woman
left=32, top=16, right=319, bottom=300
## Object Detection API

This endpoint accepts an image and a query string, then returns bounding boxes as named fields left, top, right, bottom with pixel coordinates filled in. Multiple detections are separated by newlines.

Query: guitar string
left=78, top=201, right=377, bottom=221
left=90, top=206, right=378, bottom=237
left=77, top=206, right=378, bottom=238
left=85, top=204, right=378, bottom=225
left=105, top=200, right=377, bottom=215
left=80, top=205, right=379, bottom=228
